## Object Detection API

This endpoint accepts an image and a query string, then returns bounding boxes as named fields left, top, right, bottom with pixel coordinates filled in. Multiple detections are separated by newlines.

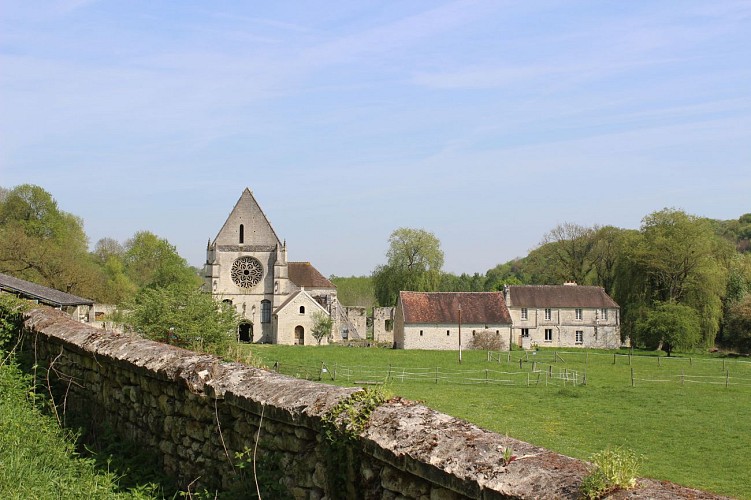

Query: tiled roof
left=0, top=272, right=94, bottom=307
left=288, top=262, right=335, bottom=289
left=399, top=291, right=512, bottom=325
left=506, top=285, right=618, bottom=308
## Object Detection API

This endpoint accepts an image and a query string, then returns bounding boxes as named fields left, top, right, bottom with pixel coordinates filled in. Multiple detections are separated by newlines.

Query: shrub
left=468, top=330, right=505, bottom=351
left=580, top=446, right=641, bottom=499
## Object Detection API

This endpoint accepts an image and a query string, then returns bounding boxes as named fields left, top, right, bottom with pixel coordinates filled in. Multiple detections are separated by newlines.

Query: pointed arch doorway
left=238, top=322, right=253, bottom=343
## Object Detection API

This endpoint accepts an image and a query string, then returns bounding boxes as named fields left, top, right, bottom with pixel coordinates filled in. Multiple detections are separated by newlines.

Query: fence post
left=631, top=368, right=635, bottom=387
left=658, top=356, right=661, bottom=368
left=629, top=354, right=632, bottom=366
left=690, top=357, right=693, bottom=367
left=333, top=362, right=337, bottom=381
left=613, top=353, right=616, bottom=365
left=507, top=351, right=511, bottom=364
left=527, top=372, right=530, bottom=386
left=435, top=367, right=439, bottom=384
left=586, top=351, right=589, bottom=366
left=681, top=369, right=685, bottom=386
left=387, top=363, right=392, bottom=383
left=519, top=358, right=523, bottom=370
left=723, top=359, right=726, bottom=372
left=726, top=370, right=729, bottom=389
left=485, top=369, right=488, bottom=384
left=545, top=369, right=548, bottom=387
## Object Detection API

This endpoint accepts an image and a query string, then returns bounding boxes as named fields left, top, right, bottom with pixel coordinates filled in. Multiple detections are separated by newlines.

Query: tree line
left=363, top=210, right=751, bottom=353
left=0, top=184, right=237, bottom=352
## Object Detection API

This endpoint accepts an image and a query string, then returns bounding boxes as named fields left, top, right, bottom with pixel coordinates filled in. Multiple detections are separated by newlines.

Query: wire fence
left=270, top=360, right=585, bottom=387
left=268, top=349, right=751, bottom=390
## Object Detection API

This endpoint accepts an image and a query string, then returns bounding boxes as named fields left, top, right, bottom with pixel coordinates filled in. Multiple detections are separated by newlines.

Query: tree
left=310, top=311, right=334, bottom=345
left=372, top=228, right=444, bottom=306
left=120, top=286, right=238, bottom=353
left=635, top=302, right=701, bottom=356
left=723, top=295, right=751, bottom=353
left=123, top=231, right=200, bottom=290
left=0, top=184, right=103, bottom=299
left=537, top=222, right=599, bottom=285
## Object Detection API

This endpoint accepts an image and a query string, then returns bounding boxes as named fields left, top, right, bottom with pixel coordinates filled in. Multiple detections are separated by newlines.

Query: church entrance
left=238, top=322, right=253, bottom=343
left=294, top=325, right=304, bottom=345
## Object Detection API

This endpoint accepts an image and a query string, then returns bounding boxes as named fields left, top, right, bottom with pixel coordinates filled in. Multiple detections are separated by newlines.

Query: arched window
left=299, top=305, right=305, bottom=314
left=261, top=300, right=271, bottom=323
left=239, top=224, right=244, bottom=244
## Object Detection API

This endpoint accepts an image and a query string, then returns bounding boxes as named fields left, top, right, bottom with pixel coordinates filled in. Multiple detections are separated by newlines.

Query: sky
left=1, top=1, right=750, bottom=277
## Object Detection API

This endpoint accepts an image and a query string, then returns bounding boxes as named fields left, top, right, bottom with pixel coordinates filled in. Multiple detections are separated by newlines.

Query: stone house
left=394, top=291, right=513, bottom=350
left=202, top=189, right=340, bottom=345
left=503, top=284, right=621, bottom=349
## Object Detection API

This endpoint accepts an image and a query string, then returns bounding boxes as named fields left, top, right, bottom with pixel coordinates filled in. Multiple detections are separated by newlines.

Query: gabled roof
left=212, top=188, right=281, bottom=247
left=399, top=291, right=512, bottom=325
left=506, top=285, right=618, bottom=308
left=288, top=262, right=335, bottom=289
left=274, top=289, right=329, bottom=316
left=0, top=272, right=94, bottom=307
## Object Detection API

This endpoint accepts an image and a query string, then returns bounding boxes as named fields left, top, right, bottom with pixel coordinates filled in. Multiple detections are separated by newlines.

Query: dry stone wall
left=20, top=307, right=723, bottom=499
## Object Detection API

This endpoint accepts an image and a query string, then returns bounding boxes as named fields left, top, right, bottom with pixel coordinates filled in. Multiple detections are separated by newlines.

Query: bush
left=468, top=330, right=505, bottom=351
left=580, top=446, right=641, bottom=499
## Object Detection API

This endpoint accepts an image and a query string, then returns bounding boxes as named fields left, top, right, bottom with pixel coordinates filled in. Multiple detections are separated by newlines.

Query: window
left=575, top=308, right=583, bottom=320
left=521, top=328, right=529, bottom=338
left=544, top=328, right=553, bottom=341
left=239, top=224, right=244, bottom=244
left=576, top=330, right=583, bottom=344
left=261, top=300, right=271, bottom=323
left=419, top=330, right=423, bottom=336
left=385, top=319, right=393, bottom=332
left=299, top=306, right=305, bottom=314
left=521, top=308, right=528, bottom=320
left=601, top=308, right=608, bottom=320
left=544, top=308, right=552, bottom=321
left=447, top=330, right=450, bottom=336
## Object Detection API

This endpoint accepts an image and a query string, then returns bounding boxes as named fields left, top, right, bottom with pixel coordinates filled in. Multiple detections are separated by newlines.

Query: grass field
left=240, top=344, right=751, bottom=499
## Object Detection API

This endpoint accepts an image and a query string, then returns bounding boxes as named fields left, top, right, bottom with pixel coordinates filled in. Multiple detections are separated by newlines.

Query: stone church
left=202, top=189, right=339, bottom=345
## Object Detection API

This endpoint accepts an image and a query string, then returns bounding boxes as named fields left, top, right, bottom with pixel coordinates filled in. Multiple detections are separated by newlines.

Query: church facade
left=202, top=189, right=338, bottom=345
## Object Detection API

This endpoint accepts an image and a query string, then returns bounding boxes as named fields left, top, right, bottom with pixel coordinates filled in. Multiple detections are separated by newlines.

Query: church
left=202, top=189, right=338, bottom=345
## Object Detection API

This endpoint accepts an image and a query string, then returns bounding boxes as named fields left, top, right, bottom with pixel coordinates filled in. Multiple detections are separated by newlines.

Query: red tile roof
left=506, top=285, right=618, bottom=308
left=399, top=291, right=512, bottom=325
left=288, top=262, right=335, bottom=289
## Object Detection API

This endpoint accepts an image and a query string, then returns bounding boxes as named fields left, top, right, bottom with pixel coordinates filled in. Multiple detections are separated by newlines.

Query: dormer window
left=239, top=224, right=244, bottom=244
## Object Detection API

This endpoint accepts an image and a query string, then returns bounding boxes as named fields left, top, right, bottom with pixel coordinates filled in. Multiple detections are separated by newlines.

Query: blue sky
left=1, top=1, right=750, bottom=277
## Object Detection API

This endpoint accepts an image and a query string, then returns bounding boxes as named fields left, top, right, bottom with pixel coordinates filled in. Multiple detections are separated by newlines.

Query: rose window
left=231, top=257, right=263, bottom=288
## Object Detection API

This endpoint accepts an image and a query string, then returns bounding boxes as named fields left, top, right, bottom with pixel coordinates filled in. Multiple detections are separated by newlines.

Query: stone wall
left=373, top=307, right=394, bottom=344
left=20, top=306, right=720, bottom=499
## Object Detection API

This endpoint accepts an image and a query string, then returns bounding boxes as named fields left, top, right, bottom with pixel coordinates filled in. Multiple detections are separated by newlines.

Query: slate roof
left=0, top=272, right=94, bottom=307
left=399, top=291, right=512, bottom=325
left=288, top=262, right=335, bottom=289
left=506, top=285, right=618, bottom=309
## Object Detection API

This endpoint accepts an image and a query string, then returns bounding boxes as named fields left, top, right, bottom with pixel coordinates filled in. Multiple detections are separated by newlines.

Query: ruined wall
left=373, top=306, right=394, bottom=343
left=21, top=307, right=716, bottom=499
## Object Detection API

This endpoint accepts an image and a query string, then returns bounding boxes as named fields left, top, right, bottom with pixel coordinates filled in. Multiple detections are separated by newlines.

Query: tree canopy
left=372, top=227, right=444, bottom=306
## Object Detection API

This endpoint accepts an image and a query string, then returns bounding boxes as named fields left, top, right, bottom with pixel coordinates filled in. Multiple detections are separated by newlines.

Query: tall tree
left=617, top=209, right=731, bottom=347
left=0, top=185, right=101, bottom=298
left=372, top=228, right=444, bottom=306
left=123, top=231, right=200, bottom=290
left=537, top=222, right=599, bottom=285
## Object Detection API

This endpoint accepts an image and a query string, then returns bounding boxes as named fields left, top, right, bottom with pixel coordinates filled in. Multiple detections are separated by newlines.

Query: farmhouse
left=503, top=284, right=621, bottom=349
left=201, top=189, right=340, bottom=345
left=394, top=291, right=513, bottom=350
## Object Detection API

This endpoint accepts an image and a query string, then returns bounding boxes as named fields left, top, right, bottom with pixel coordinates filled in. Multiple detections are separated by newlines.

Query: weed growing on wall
left=580, top=446, right=641, bottom=499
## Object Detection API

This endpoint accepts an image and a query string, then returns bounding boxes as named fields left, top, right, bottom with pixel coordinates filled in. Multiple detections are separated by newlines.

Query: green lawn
left=240, top=344, right=751, bottom=499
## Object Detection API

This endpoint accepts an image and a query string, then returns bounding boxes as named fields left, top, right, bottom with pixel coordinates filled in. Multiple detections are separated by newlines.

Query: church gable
left=213, top=188, right=281, bottom=249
